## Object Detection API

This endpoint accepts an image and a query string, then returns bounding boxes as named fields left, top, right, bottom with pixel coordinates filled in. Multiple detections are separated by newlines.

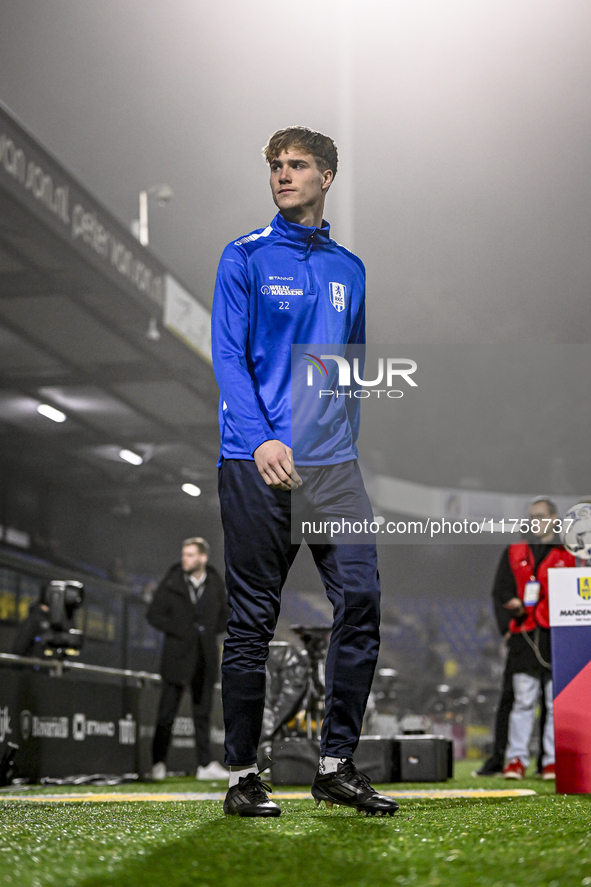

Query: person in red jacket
left=496, top=498, right=575, bottom=779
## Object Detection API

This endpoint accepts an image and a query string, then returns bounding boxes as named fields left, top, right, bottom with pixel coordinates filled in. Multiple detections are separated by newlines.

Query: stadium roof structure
left=0, top=101, right=219, bottom=519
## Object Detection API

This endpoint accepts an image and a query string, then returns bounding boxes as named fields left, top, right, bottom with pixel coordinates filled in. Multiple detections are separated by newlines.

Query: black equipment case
left=270, top=734, right=453, bottom=785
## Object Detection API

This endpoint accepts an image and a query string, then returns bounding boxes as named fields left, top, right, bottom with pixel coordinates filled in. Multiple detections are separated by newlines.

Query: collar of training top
left=272, top=212, right=332, bottom=245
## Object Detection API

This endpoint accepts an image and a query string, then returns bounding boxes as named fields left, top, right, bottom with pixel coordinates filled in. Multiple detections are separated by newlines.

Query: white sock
left=228, top=765, right=258, bottom=788
left=318, top=756, right=347, bottom=775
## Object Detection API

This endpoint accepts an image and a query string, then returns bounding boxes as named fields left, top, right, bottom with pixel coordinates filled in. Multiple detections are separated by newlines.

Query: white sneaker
left=196, top=761, right=229, bottom=781
left=151, top=762, right=166, bottom=781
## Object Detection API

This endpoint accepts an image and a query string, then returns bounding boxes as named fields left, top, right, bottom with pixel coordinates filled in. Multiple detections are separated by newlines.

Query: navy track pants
left=218, top=458, right=381, bottom=766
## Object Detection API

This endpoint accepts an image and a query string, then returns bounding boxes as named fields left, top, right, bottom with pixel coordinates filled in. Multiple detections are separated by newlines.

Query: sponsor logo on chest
left=261, top=284, right=303, bottom=296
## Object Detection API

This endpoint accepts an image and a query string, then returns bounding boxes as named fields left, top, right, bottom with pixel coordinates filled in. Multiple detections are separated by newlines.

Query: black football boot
left=223, top=772, right=281, bottom=817
left=311, top=760, right=399, bottom=816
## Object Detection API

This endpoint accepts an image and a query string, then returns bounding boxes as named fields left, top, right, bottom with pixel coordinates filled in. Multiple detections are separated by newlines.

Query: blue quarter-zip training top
left=211, top=212, right=366, bottom=466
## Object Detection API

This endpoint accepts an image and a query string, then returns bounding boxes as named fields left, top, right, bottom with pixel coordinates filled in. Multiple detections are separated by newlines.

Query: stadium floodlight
left=146, top=317, right=161, bottom=341
left=134, top=184, right=174, bottom=246
left=119, top=449, right=143, bottom=466
left=182, top=483, right=201, bottom=497
left=37, top=403, right=66, bottom=423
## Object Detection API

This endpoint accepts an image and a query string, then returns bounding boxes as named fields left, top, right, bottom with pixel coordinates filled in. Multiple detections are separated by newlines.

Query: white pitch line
left=0, top=788, right=537, bottom=803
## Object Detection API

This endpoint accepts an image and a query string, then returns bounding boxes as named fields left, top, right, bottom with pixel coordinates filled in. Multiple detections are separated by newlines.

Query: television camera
left=39, top=580, right=85, bottom=659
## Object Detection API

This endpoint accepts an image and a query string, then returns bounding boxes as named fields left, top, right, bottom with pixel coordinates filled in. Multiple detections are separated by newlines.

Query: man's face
left=269, top=149, right=333, bottom=218
left=528, top=501, right=556, bottom=539
left=181, top=544, right=207, bottom=574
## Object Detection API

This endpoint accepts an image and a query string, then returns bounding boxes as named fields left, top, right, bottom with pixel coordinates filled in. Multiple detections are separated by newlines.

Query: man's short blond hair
left=182, top=537, right=210, bottom=556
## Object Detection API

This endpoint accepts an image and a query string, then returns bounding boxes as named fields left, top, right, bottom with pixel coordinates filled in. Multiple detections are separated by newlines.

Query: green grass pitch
left=1, top=762, right=590, bottom=887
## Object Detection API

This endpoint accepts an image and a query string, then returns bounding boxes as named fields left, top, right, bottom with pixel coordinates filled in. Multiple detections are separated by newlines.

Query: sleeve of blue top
left=344, top=294, right=366, bottom=446
left=212, top=247, right=275, bottom=456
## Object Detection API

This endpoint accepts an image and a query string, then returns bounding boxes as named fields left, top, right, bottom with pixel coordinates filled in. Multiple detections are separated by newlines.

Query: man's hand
left=504, top=597, right=525, bottom=617
left=254, top=440, right=303, bottom=490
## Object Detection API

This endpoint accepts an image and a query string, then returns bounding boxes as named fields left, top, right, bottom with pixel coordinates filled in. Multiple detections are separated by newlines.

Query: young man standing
left=212, top=127, right=398, bottom=817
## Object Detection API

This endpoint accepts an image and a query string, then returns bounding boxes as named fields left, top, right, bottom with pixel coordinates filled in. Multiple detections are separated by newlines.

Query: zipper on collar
left=304, top=230, right=316, bottom=294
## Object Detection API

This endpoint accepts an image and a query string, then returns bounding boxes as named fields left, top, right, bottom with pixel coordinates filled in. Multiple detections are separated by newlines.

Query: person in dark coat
left=147, top=536, right=230, bottom=780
